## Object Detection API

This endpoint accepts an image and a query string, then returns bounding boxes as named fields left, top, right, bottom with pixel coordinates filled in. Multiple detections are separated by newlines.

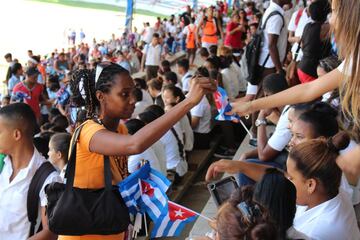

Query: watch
left=255, top=119, right=267, bottom=127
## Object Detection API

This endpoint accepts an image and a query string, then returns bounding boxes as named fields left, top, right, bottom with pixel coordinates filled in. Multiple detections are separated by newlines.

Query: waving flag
left=213, top=87, right=241, bottom=121
left=151, top=201, right=198, bottom=238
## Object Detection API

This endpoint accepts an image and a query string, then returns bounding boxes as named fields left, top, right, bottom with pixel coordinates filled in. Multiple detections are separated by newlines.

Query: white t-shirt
left=337, top=59, right=355, bottom=76
left=221, top=67, right=240, bottom=100
left=288, top=8, right=312, bottom=61
left=190, top=96, right=212, bottom=134
left=143, top=44, right=162, bottom=66
left=128, top=146, right=165, bottom=175
left=230, top=62, right=247, bottom=92
left=152, top=141, right=167, bottom=175
left=180, top=115, right=194, bottom=151
left=181, top=72, right=192, bottom=93
left=258, top=1, right=288, bottom=68
left=0, top=149, right=61, bottom=240
left=294, top=191, right=360, bottom=240
left=132, top=100, right=151, bottom=118
left=142, top=89, right=154, bottom=105
left=267, top=106, right=292, bottom=151
left=144, top=26, right=154, bottom=44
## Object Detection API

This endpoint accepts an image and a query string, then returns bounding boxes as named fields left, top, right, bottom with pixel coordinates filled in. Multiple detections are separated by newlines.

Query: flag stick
left=144, top=214, right=148, bottom=236
left=238, top=119, right=254, bottom=139
left=169, top=201, right=214, bottom=222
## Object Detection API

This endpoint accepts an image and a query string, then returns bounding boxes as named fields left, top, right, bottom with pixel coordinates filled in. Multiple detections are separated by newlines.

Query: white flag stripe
left=156, top=215, right=170, bottom=237
left=125, top=191, right=141, bottom=207
left=121, top=182, right=139, bottom=197
left=168, top=219, right=182, bottom=236
left=142, top=194, right=161, bottom=217
left=150, top=172, right=169, bottom=192
left=154, top=188, right=167, bottom=206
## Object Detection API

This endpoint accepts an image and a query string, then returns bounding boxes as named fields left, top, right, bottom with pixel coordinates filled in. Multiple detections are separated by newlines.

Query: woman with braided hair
left=62, top=62, right=216, bottom=240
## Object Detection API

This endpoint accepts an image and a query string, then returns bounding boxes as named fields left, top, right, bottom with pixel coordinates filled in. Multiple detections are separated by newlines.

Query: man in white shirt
left=177, top=58, right=192, bottom=93
left=0, top=103, right=60, bottom=240
left=141, top=33, right=164, bottom=81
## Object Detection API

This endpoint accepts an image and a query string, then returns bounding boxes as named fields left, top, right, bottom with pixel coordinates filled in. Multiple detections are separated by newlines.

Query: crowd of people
left=1, top=0, right=360, bottom=239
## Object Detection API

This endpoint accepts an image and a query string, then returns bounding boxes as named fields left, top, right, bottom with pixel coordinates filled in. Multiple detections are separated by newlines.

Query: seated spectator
left=199, top=47, right=210, bottom=62
left=162, top=84, right=194, bottom=152
left=158, top=60, right=171, bottom=77
left=163, top=71, right=179, bottom=87
left=133, top=78, right=153, bottom=105
left=219, top=47, right=241, bottom=101
left=125, top=119, right=166, bottom=175
left=147, top=77, right=164, bottom=108
left=177, top=58, right=192, bottom=93
left=0, top=103, right=60, bottom=239
left=131, top=88, right=151, bottom=118
left=288, top=132, right=360, bottom=239
left=48, top=133, right=71, bottom=179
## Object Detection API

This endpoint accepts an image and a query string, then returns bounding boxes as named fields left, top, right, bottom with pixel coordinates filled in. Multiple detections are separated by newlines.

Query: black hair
left=164, top=71, right=178, bottom=85
left=132, top=88, right=143, bottom=102
left=205, top=56, right=221, bottom=70
left=177, top=58, right=190, bottom=71
left=52, top=115, right=69, bottom=131
left=34, top=136, right=51, bottom=158
left=162, top=84, right=186, bottom=102
left=318, top=55, right=341, bottom=73
left=48, top=81, right=60, bottom=92
left=11, top=63, right=22, bottom=75
left=219, top=55, right=232, bottom=69
left=50, top=133, right=71, bottom=162
left=209, top=45, right=218, bottom=56
left=309, top=0, right=330, bottom=23
left=134, top=78, right=147, bottom=90
left=49, top=108, right=61, bottom=122
left=48, top=74, right=60, bottom=84
left=147, top=78, right=163, bottom=91
left=195, top=66, right=210, bottom=78
left=0, top=103, right=36, bottom=138
left=299, top=102, right=338, bottom=138
left=144, top=105, right=165, bottom=119
left=161, top=60, right=171, bottom=71
left=70, top=63, right=130, bottom=118
left=2, top=95, right=11, bottom=101
left=4, top=53, right=12, bottom=59
left=199, top=47, right=209, bottom=58
left=125, top=119, right=146, bottom=135
left=262, top=73, right=288, bottom=94
left=153, top=33, right=160, bottom=38
left=254, top=168, right=296, bottom=239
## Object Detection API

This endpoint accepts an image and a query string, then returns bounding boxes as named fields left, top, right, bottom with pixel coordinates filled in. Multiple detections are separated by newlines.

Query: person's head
left=308, top=0, right=330, bottom=23
left=4, top=53, right=12, bottom=62
left=287, top=102, right=314, bottom=129
left=133, top=78, right=147, bottom=90
left=231, top=12, right=240, bottom=22
left=162, top=84, right=185, bottom=106
left=177, top=58, right=190, bottom=75
left=1, top=95, right=11, bottom=107
left=262, top=73, right=288, bottom=97
left=132, top=87, right=143, bottom=102
left=317, top=55, right=341, bottom=77
left=125, top=119, right=145, bottom=135
left=289, top=102, right=339, bottom=148
left=199, top=47, right=210, bottom=60
left=163, top=71, right=178, bottom=85
left=48, top=133, right=71, bottom=169
left=25, top=66, right=40, bottom=84
left=249, top=23, right=258, bottom=35
left=52, top=115, right=69, bottom=131
left=206, top=6, right=214, bottom=18
left=216, top=187, right=277, bottom=240
left=152, top=33, right=160, bottom=45
left=138, top=105, right=165, bottom=124
left=27, top=50, right=33, bottom=57
left=48, top=108, right=61, bottom=123
left=276, top=0, right=292, bottom=7
left=160, top=60, right=171, bottom=73
left=329, top=0, right=360, bottom=131
left=204, top=56, right=220, bottom=71
left=254, top=168, right=296, bottom=238
left=147, top=77, right=163, bottom=97
left=0, top=103, right=36, bottom=154
left=58, top=52, right=65, bottom=61
left=11, top=63, right=23, bottom=76
left=287, top=132, right=349, bottom=206
left=209, top=45, right=218, bottom=57
left=70, top=62, right=135, bottom=120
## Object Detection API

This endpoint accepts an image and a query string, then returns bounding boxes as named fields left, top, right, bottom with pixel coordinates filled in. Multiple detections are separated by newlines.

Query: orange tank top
left=202, top=18, right=218, bottom=44
left=186, top=25, right=196, bottom=49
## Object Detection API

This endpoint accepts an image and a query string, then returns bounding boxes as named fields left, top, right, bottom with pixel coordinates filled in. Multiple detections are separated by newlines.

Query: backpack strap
left=170, top=127, right=185, bottom=161
left=27, top=161, right=56, bottom=237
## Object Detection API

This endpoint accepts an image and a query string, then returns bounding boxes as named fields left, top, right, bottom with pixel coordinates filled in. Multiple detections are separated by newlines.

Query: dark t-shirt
left=298, top=22, right=331, bottom=77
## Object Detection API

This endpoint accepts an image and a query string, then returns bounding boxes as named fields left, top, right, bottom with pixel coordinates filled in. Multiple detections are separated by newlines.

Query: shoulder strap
left=262, top=11, right=285, bottom=31
left=295, top=8, right=304, bottom=27
left=170, top=127, right=185, bottom=161
left=27, top=161, right=56, bottom=237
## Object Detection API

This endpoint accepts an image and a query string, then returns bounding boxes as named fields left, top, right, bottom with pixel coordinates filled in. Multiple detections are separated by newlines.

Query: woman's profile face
left=289, top=120, right=317, bottom=150
left=101, top=73, right=136, bottom=119
left=286, top=158, right=309, bottom=206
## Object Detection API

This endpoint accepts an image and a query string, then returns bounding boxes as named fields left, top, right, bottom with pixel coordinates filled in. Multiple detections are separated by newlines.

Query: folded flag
left=213, top=87, right=241, bottom=121
left=151, top=201, right=198, bottom=238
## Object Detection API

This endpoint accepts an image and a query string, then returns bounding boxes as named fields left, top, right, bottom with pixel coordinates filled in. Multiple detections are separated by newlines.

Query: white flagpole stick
left=238, top=119, right=254, bottom=139
left=144, top=214, right=148, bottom=236
left=169, top=201, right=214, bottom=222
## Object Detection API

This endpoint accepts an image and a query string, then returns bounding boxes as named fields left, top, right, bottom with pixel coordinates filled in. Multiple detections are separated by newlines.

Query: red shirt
left=12, top=82, right=44, bottom=119
left=224, top=22, right=243, bottom=49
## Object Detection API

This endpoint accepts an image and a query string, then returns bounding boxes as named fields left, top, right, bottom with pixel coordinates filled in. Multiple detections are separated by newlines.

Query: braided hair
left=70, top=63, right=129, bottom=119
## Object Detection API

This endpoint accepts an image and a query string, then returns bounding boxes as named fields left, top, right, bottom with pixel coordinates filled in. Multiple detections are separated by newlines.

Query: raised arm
left=230, top=68, right=342, bottom=116
left=89, top=77, right=216, bottom=156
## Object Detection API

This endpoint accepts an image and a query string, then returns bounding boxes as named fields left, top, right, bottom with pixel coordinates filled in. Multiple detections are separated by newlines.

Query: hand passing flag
left=213, top=87, right=241, bottom=121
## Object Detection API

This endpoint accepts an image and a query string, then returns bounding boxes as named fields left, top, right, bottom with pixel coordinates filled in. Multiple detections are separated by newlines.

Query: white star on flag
left=174, top=208, right=184, bottom=217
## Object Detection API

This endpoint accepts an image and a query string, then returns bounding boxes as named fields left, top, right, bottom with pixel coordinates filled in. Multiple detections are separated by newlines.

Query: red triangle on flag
left=168, top=201, right=197, bottom=221
left=140, top=179, right=154, bottom=197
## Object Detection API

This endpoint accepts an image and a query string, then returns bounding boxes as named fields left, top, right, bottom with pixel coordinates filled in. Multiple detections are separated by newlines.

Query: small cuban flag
left=213, top=87, right=241, bottom=121
left=151, top=201, right=198, bottom=238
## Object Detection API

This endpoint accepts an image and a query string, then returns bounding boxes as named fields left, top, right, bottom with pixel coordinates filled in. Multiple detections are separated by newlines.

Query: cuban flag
left=118, top=163, right=171, bottom=215
left=151, top=201, right=198, bottom=238
left=213, top=87, right=241, bottom=121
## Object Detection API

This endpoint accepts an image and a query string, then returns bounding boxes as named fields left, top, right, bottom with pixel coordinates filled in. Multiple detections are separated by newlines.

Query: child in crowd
left=131, top=88, right=151, bottom=119
left=48, top=132, right=71, bottom=179
left=177, top=58, right=192, bottom=93
left=163, top=71, right=179, bottom=86
left=133, top=77, right=153, bottom=105
left=147, top=77, right=165, bottom=108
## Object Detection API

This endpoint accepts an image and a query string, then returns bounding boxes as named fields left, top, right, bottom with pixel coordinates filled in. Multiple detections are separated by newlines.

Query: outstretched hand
left=187, top=76, right=217, bottom=106
left=205, top=160, right=241, bottom=182
left=227, top=101, right=253, bottom=117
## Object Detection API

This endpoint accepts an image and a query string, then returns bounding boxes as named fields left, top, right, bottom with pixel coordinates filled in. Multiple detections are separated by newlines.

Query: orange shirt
left=59, top=120, right=128, bottom=240
left=202, top=18, right=218, bottom=44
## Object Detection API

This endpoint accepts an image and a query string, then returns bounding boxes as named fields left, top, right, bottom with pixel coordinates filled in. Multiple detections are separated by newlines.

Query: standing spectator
left=8, top=63, right=23, bottom=95
left=54, top=53, right=69, bottom=77
left=4, top=53, right=14, bottom=85
left=79, top=28, right=85, bottom=42
left=197, top=6, right=223, bottom=50
left=224, top=12, right=245, bottom=51
left=141, top=33, right=163, bottom=81
left=142, top=22, right=154, bottom=44
left=182, top=17, right=197, bottom=65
